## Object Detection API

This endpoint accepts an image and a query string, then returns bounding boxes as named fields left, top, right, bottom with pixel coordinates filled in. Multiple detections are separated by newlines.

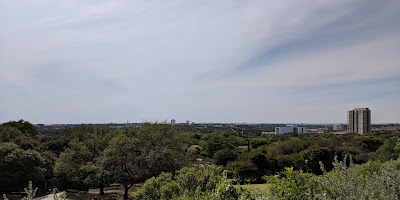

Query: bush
left=313, top=156, right=400, bottom=200
left=268, top=167, right=314, bottom=200
left=136, top=167, right=222, bottom=199
left=136, top=172, right=176, bottom=200
left=227, top=161, right=259, bottom=184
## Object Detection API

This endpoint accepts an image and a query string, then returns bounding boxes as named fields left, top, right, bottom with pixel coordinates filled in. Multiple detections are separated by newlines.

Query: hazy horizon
left=1, top=1, right=399, bottom=124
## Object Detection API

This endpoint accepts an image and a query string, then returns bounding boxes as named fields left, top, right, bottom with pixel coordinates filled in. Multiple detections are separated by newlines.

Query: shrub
left=136, top=172, right=175, bottom=200
left=227, top=161, right=259, bottom=184
left=313, top=156, right=400, bottom=200
left=136, top=167, right=222, bottom=199
left=268, top=167, right=314, bottom=200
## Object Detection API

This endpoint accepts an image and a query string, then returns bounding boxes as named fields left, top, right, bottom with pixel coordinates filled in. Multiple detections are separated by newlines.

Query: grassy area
left=235, top=183, right=271, bottom=193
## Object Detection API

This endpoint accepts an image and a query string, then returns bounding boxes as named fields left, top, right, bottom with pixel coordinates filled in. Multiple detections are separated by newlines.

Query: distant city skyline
left=1, top=1, right=399, bottom=124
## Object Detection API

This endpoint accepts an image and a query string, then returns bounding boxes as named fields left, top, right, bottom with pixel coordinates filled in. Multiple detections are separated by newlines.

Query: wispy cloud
left=0, top=0, right=399, bottom=123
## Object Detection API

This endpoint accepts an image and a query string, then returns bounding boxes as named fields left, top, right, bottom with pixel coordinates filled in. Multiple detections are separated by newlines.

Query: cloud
left=0, top=0, right=399, bottom=123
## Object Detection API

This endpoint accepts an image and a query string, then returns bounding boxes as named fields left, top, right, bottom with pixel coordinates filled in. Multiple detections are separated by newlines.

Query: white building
left=296, top=127, right=306, bottom=134
left=275, top=125, right=306, bottom=134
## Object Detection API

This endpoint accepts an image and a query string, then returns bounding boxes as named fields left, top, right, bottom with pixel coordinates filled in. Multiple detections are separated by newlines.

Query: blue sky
left=0, top=0, right=399, bottom=124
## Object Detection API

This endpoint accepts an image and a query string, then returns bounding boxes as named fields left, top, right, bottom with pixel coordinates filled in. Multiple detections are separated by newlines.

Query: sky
left=0, top=0, right=399, bottom=124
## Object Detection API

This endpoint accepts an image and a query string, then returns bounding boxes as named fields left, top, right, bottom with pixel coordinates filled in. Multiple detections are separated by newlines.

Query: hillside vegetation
left=1, top=120, right=399, bottom=199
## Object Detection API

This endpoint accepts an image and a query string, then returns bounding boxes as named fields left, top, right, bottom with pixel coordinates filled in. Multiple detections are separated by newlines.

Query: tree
left=1, top=119, right=37, bottom=137
left=102, top=134, right=142, bottom=199
left=0, top=125, right=22, bottom=142
left=54, top=140, right=93, bottom=190
left=80, top=128, right=113, bottom=195
left=82, top=157, right=110, bottom=195
left=377, top=136, right=400, bottom=161
left=249, top=152, right=267, bottom=171
left=214, top=149, right=238, bottom=166
left=227, top=161, right=259, bottom=184
left=354, top=136, right=383, bottom=152
left=187, top=145, right=201, bottom=159
left=305, top=147, right=334, bottom=174
left=102, top=124, right=189, bottom=199
left=0, top=143, right=45, bottom=191
left=134, top=123, right=189, bottom=178
left=201, top=132, right=235, bottom=157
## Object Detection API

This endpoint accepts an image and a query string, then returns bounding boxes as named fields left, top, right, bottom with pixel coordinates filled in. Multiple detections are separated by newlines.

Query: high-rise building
left=348, top=108, right=371, bottom=134
left=171, top=119, right=176, bottom=125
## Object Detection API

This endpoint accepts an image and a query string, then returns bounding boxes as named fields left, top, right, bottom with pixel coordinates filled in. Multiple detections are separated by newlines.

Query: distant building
left=334, top=130, right=349, bottom=134
left=333, top=124, right=346, bottom=131
left=213, top=124, right=224, bottom=128
left=372, top=125, right=400, bottom=132
left=171, top=119, right=176, bottom=125
left=35, top=124, right=45, bottom=129
left=306, top=127, right=328, bottom=133
left=307, top=129, right=317, bottom=133
left=348, top=108, right=371, bottom=134
left=296, top=127, right=306, bottom=134
left=233, top=124, right=250, bottom=130
left=275, top=125, right=306, bottom=134
left=262, top=132, right=276, bottom=135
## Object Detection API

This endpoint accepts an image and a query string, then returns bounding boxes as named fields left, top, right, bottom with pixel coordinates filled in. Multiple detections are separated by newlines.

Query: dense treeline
left=0, top=120, right=192, bottom=199
left=1, top=119, right=399, bottom=199
left=196, top=130, right=399, bottom=182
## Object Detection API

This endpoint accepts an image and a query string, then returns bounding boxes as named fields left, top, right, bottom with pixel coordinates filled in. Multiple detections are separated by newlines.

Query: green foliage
left=200, top=132, right=236, bottom=157
left=248, top=152, right=277, bottom=175
left=36, top=133, right=70, bottom=156
left=1, top=120, right=37, bottom=137
left=137, top=167, right=259, bottom=200
left=306, top=147, right=334, bottom=174
left=137, top=167, right=222, bottom=199
left=103, top=124, right=189, bottom=199
left=175, top=167, right=222, bottom=195
left=214, top=149, right=238, bottom=166
left=250, top=138, right=271, bottom=149
left=266, top=137, right=306, bottom=156
left=377, top=136, right=400, bottom=161
left=12, top=135, right=39, bottom=150
left=354, top=135, right=383, bottom=152
left=0, top=125, right=22, bottom=142
left=102, top=134, right=141, bottom=193
left=268, top=167, right=313, bottom=200
left=187, top=145, right=201, bottom=158
left=54, top=140, right=93, bottom=189
left=136, top=172, right=177, bottom=199
left=267, top=156, right=400, bottom=200
left=210, top=179, right=252, bottom=200
left=2, top=118, right=400, bottom=198
left=40, top=150, right=58, bottom=179
left=227, top=161, right=259, bottom=184
left=53, top=192, right=67, bottom=200
left=21, top=181, right=37, bottom=200
left=0, top=143, right=45, bottom=189
left=312, top=156, right=400, bottom=199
